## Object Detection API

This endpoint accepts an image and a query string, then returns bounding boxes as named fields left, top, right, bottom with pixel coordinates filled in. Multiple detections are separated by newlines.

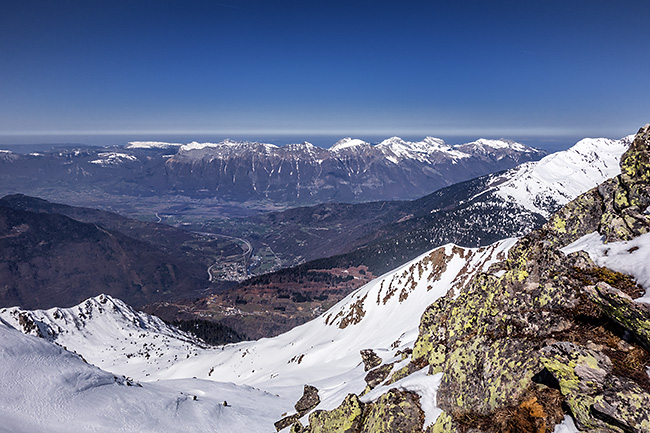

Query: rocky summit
left=282, top=125, right=650, bottom=433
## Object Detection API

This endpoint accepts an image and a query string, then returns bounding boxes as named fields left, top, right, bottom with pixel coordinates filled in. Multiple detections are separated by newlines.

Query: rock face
left=280, top=124, right=650, bottom=433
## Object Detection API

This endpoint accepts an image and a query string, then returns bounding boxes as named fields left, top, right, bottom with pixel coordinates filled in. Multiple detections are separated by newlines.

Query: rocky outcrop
left=274, top=385, right=321, bottom=431
left=279, top=125, right=650, bottom=433
left=364, top=363, right=394, bottom=389
left=360, top=349, right=382, bottom=371
left=287, top=390, right=424, bottom=433
left=417, top=125, right=650, bottom=432
left=295, top=385, right=321, bottom=415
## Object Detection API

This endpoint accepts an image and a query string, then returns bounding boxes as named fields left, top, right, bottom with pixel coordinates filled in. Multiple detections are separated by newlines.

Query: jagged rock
left=306, top=393, right=364, bottom=433
left=385, top=362, right=425, bottom=385
left=543, top=124, right=650, bottom=247
left=295, top=385, right=320, bottom=415
left=364, top=363, right=394, bottom=389
left=584, top=281, right=650, bottom=349
left=540, top=342, right=650, bottom=432
left=400, top=125, right=650, bottom=431
left=620, top=124, right=650, bottom=211
left=360, top=389, right=424, bottom=433
left=360, top=349, right=382, bottom=371
left=275, top=413, right=301, bottom=432
left=412, top=297, right=451, bottom=373
left=300, top=389, right=424, bottom=433
left=592, top=379, right=650, bottom=432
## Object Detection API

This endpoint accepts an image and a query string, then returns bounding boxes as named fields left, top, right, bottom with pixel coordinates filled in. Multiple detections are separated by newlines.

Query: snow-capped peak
left=330, top=138, right=370, bottom=152
left=283, top=141, right=317, bottom=151
left=378, top=136, right=450, bottom=153
left=90, top=152, right=138, bottom=166
left=377, top=136, right=466, bottom=162
left=491, top=135, right=633, bottom=218
left=0, top=294, right=206, bottom=378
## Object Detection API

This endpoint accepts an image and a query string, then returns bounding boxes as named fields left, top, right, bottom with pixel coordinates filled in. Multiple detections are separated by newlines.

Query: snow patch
left=561, top=232, right=650, bottom=303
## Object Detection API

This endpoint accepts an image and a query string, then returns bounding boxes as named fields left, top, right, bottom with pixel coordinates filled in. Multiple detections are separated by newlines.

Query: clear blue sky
left=1, top=0, right=649, bottom=146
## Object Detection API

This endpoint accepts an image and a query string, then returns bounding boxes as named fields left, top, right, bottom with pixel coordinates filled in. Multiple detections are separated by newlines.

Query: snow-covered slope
left=0, top=320, right=286, bottom=433
left=489, top=136, right=633, bottom=217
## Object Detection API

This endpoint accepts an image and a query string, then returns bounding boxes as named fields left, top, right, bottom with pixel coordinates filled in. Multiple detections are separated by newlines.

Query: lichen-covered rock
left=540, top=341, right=650, bottom=431
left=295, top=385, right=320, bottom=415
left=544, top=187, right=605, bottom=248
left=360, top=389, right=424, bottom=433
left=592, top=379, right=650, bottom=432
left=402, top=125, right=650, bottom=431
left=584, top=282, right=650, bottom=349
left=306, top=394, right=364, bottom=433
left=289, top=421, right=305, bottom=433
left=385, top=362, right=424, bottom=385
left=438, top=337, right=543, bottom=415
left=360, top=349, right=382, bottom=371
left=620, top=124, right=650, bottom=210
left=412, top=297, right=451, bottom=372
left=364, top=363, right=394, bottom=389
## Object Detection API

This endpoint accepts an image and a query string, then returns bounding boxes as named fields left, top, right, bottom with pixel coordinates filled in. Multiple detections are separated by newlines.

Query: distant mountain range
left=204, top=135, right=633, bottom=274
left=0, top=136, right=545, bottom=211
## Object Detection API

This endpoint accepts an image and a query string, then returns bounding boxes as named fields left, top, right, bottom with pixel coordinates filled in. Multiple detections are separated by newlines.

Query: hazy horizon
left=0, top=131, right=614, bottom=154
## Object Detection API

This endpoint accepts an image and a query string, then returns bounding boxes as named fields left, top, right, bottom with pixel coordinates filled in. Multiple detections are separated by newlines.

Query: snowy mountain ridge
left=169, top=136, right=540, bottom=164
left=0, top=134, right=546, bottom=206
left=0, top=294, right=208, bottom=378
left=477, top=135, right=634, bottom=218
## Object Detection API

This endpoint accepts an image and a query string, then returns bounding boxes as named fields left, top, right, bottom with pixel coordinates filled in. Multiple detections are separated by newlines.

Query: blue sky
left=1, top=0, right=649, bottom=148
